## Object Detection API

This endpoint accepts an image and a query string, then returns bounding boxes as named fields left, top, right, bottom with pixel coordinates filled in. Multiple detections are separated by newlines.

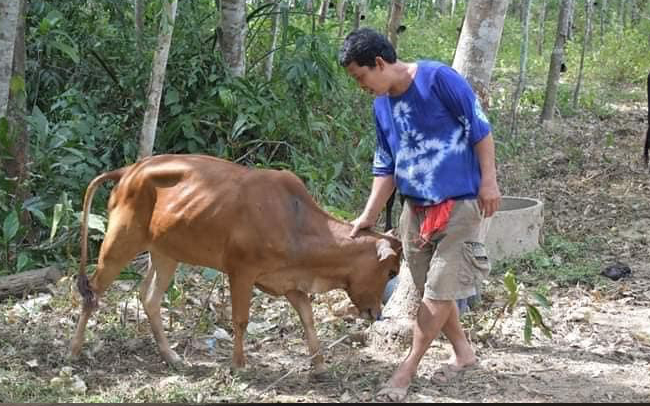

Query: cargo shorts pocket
left=462, top=241, right=491, bottom=284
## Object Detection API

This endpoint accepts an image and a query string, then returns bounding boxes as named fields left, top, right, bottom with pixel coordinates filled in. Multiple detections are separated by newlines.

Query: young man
left=339, top=28, right=501, bottom=402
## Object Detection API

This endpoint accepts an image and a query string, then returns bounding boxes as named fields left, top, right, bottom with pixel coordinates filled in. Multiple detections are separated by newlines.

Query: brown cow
left=70, top=154, right=401, bottom=374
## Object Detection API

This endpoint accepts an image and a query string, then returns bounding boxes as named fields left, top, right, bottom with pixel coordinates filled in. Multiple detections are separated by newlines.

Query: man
left=339, top=28, right=501, bottom=402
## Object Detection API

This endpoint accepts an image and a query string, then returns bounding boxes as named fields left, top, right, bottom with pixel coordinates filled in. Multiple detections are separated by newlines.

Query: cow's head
left=346, top=235, right=402, bottom=321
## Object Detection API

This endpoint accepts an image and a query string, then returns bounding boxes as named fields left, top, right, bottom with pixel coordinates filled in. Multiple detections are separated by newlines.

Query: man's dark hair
left=338, top=28, right=397, bottom=68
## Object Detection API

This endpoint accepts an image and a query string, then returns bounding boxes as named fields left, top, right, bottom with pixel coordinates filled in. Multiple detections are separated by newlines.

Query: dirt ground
left=1, top=93, right=649, bottom=403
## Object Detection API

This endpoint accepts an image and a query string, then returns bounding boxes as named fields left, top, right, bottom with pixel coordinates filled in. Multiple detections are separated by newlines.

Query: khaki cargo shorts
left=398, top=198, right=491, bottom=301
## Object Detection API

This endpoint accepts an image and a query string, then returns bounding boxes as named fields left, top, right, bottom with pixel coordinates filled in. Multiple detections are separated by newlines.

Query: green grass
left=492, top=234, right=605, bottom=287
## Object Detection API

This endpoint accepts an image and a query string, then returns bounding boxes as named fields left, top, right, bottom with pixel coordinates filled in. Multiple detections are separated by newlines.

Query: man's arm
left=349, top=175, right=395, bottom=237
left=474, top=133, right=501, bottom=217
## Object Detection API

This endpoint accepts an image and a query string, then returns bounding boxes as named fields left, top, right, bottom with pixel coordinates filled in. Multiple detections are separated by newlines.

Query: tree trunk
left=566, top=0, right=575, bottom=41
left=540, top=0, right=572, bottom=123
left=353, top=0, right=367, bottom=30
left=318, top=0, right=328, bottom=24
left=135, top=0, right=146, bottom=54
left=0, top=266, right=62, bottom=301
left=452, top=0, right=509, bottom=108
left=265, top=2, right=281, bottom=81
left=3, top=0, right=29, bottom=229
left=573, top=0, right=592, bottom=109
left=0, top=0, right=20, bottom=118
left=600, top=0, right=608, bottom=45
left=434, top=0, right=447, bottom=15
left=6, top=0, right=27, bottom=182
left=336, top=0, right=347, bottom=38
left=509, top=0, right=532, bottom=139
left=138, top=0, right=178, bottom=159
left=220, top=0, right=247, bottom=77
left=386, top=0, right=405, bottom=48
left=537, top=0, right=547, bottom=55
left=509, top=0, right=518, bottom=18
left=368, top=261, right=423, bottom=350
left=619, top=0, right=626, bottom=29
left=353, top=3, right=361, bottom=30
left=450, top=0, right=456, bottom=16
left=386, top=0, right=393, bottom=33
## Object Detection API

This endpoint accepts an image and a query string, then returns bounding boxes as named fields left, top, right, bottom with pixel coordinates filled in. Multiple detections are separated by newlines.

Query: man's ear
left=375, top=56, right=387, bottom=70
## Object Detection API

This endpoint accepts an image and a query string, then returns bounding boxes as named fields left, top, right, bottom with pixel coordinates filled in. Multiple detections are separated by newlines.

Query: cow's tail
left=645, top=71, right=650, bottom=167
left=77, top=168, right=127, bottom=307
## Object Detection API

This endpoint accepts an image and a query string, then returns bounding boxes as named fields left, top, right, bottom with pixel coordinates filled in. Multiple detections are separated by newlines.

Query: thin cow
left=70, top=154, right=401, bottom=375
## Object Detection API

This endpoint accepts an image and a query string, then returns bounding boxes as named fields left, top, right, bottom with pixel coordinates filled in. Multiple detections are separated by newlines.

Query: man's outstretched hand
left=349, top=214, right=376, bottom=238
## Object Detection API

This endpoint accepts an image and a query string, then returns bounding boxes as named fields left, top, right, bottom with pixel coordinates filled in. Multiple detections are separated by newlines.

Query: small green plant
left=487, top=271, right=553, bottom=344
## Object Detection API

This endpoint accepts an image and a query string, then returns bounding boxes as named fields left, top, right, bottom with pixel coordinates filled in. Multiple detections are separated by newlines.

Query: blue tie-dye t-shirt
left=372, top=60, right=491, bottom=206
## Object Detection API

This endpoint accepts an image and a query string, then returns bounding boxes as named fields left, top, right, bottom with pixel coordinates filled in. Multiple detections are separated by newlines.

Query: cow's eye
left=389, top=269, right=398, bottom=279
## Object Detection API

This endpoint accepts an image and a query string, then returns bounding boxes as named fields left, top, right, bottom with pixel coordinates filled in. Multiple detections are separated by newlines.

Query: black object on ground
left=601, top=262, right=632, bottom=281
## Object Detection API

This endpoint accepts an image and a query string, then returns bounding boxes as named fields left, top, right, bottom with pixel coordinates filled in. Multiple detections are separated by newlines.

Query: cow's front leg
left=229, top=275, right=254, bottom=370
left=285, top=290, right=326, bottom=377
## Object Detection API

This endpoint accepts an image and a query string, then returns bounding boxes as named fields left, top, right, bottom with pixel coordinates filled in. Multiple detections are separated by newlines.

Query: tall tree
left=353, top=0, right=368, bottom=30
left=618, top=0, right=626, bottom=29
left=386, top=0, right=406, bottom=47
left=2, top=0, right=29, bottom=235
left=0, top=0, right=20, bottom=118
left=434, top=0, right=448, bottom=15
left=4, top=0, right=27, bottom=178
left=452, top=0, right=509, bottom=108
left=318, top=0, right=328, bottom=24
left=600, top=0, right=608, bottom=45
left=138, top=0, right=178, bottom=159
left=336, top=0, right=347, bottom=37
left=220, top=0, right=247, bottom=76
left=135, top=0, right=146, bottom=54
left=566, top=0, right=575, bottom=40
left=540, top=0, right=572, bottom=123
left=509, top=0, right=532, bottom=138
left=537, top=0, right=547, bottom=55
left=573, top=0, right=593, bottom=108
left=265, top=0, right=281, bottom=81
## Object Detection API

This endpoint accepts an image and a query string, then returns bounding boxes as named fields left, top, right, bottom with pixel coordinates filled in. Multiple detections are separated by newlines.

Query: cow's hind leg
left=229, top=274, right=255, bottom=370
left=70, top=214, right=145, bottom=359
left=285, top=290, right=327, bottom=377
left=139, top=251, right=182, bottom=366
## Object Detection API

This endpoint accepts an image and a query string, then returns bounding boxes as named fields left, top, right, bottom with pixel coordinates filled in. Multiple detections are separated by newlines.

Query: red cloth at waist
left=413, top=199, right=455, bottom=242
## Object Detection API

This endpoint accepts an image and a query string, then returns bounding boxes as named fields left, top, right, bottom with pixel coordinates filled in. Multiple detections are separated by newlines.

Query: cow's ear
left=383, top=228, right=398, bottom=238
left=376, top=238, right=397, bottom=262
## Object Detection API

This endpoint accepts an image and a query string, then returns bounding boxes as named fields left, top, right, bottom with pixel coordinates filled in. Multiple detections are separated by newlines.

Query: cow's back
left=108, top=154, right=331, bottom=274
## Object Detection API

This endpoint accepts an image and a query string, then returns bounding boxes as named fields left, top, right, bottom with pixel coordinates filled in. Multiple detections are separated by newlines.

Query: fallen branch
left=0, top=267, right=62, bottom=301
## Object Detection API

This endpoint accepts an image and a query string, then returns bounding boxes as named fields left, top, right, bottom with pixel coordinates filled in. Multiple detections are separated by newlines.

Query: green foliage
left=492, top=234, right=604, bottom=287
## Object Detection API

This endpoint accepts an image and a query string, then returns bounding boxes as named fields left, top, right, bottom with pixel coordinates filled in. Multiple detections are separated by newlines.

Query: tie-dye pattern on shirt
left=372, top=61, right=491, bottom=205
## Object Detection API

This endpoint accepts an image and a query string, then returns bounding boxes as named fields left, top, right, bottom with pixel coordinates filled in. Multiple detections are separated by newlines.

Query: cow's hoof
left=68, top=352, right=81, bottom=362
left=309, top=369, right=330, bottom=382
left=163, top=351, right=189, bottom=370
left=230, top=365, right=253, bottom=380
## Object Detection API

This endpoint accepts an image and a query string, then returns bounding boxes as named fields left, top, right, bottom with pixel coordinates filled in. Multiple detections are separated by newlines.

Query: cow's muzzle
left=360, top=308, right=381, bottom=322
